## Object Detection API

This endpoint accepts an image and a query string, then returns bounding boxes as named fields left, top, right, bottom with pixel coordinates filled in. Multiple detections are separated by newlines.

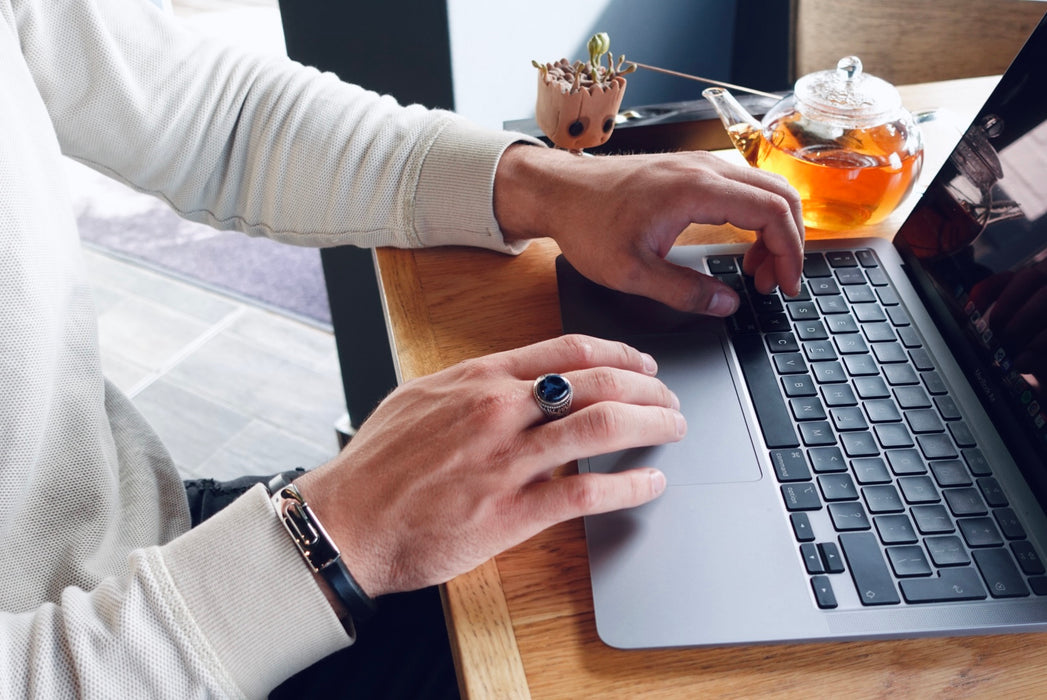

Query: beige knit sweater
left=1, top=0, right=534, bottom=695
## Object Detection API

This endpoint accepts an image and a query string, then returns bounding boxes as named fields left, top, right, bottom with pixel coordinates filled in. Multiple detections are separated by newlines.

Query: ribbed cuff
left=413, top=119, right=544, bottom=253
left=159, top=484, right=350, bottom=697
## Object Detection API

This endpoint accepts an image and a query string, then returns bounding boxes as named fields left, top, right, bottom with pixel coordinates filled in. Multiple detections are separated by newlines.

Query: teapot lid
left=794, top=56, right=902, bottom=127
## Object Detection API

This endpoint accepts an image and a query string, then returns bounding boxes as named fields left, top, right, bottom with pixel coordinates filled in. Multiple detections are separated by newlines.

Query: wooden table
left=375, top=76, right=1047, bottom=698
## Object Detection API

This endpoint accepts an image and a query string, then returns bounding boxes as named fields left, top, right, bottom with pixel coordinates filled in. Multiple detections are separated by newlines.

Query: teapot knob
left=836, top=56, right=863, bottom=82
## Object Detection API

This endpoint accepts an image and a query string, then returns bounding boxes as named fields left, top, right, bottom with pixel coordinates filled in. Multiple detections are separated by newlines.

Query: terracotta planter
left=534, top=69, right=627, bottom=153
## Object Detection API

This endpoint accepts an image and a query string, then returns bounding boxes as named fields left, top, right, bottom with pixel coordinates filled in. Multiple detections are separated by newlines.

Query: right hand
left=294, top=334, right=684, bottom=598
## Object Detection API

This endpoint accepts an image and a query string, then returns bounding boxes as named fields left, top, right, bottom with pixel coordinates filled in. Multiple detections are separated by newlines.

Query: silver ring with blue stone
left=533, top=373, right=573, bottom=419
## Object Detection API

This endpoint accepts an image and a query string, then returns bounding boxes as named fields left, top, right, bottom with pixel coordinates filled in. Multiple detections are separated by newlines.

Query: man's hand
left=494, top=145, right=805, bottom=315
left=294, top=335, right=683, bottom=598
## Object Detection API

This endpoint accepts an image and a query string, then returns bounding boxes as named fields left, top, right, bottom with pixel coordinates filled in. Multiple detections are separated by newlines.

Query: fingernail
left=707, top=291, right=738, bottom=316
left=674, top=411, right=687, bottom=437
left=641, top=352, right=657, bottom=374
left=649, top=469, right=667, bottom=495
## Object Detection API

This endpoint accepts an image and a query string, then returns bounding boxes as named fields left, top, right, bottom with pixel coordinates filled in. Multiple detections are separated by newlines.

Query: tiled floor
left=81, top=0, right=348, bottom=482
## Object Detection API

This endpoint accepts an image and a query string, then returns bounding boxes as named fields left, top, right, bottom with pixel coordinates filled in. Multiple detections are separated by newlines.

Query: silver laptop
left=558, top=14, right=1047, bottom=648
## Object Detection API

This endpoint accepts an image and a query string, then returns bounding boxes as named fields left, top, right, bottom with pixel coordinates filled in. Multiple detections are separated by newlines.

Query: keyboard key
left=1012, top=540, right=1046, bottom=575
left=864, top=399, right=902, bottom=423
left=852, top=457, right=891, bottom=484
left=766, top=332, right=799, bottom=353
left=829, top=502, right=872, bottom=531
left=917, top=434, right=958, bottom=460
left=770, top=448, right=811, bottom=482
left=706, top=256, right=738, bottom=274
left=827, top=315, right=860, bottom=334
left=943, top=487, right=988, bottom=517
left=883, top=364, right=919, bottom=386
left=801, top=542, right=825, bottom=573
left=827, top=251, right=858, bottom=268
left=872, top=342, right=907, bottom=364
left=773, top=352, right=807, bottom=374
left=958, top=517, right=1004, bottom=547
left=854, top=304, right=887, bottom=323
left=796, top=321, right=829, bottom=340
left=978, top=478, right=1008, bottom=508
left=809, top=446, right=847, bottom=473
left=822, top=385, right=858, bottom=407
left=929, top=460, right=972, bottom=487
left=787, top=301, right=820, bottom=321
left=782, top=482, right=822, bottom=511
left=834, top=335, right=869, bottom=354
left=862, top=322, right=896, bottom=343
left=926, top=535, right=971, bottom=566
left=855, top=249, right=879, bottom=268
left=809, top=278, right=840, bottom=296
left=819, top=542, right=846, bottom=573
left=886, top=306, right=911, bottom=326
left=993, top=508, right=1026, bottom=540
left=791, top=512, right=816, bottom=542
left=812, top=361, right=847, bottom=384
left=963, top=448, right=992, bottom=476
left=803, top=253, right=832, bottom=277
left=909, top=348, right=935, bottom=371
left=840, top=431, right=880, bottom=457
left=897, top=326, right=922, bottom=348
left=898, top=475, right=939, bottom=503
left=844, top=285, right=876, bottom=304
left=894, top=386, right=931, bottom=408
left=759, top=313, right=791, bottom=333
left=876, top=287, right=901, bottom=306
left=803, top=340, right=838, bottom=362
left=817, top=296, right=849, bottom=315
left=854, top=376, right=890, bottom=399
left=836, top=268, right=867, bottom=285
left=900, top=567, right=987, bottom=603
left=973, top=548, right=1030, bottom=598
left=905, top=409, right=945, bottom=434
left=866, top=266, right=889, bottom=286
left=842, top=353, right=879, bottom=376
left=921, top=371, right=949, bottom=395
left=911, top=504, right=955, bottom=533
left=830, top=407, right=868, bottom=432
left=863, top=484, right=905, bottom=513
left=948, top=421, right=978, bottom=448
left=935, top=395, right=962, bottom=420
left=818, top=473, right=859, bottom=501
left=732, top=333, right=799, bottom=448
left=887, top=449, right=927, bottom=475
left=874, top=423, right=914, bottom=448
left=839, top=531, right=900, bottom=605
left=790, top=397, right=826, bottom=421
left=811, top=575, right=838, bottom=609
left=887, top=545, right=933, bottom=577
left=875, top=514, right=919, bottom=544
left=800, top=421, right=836, bottom=446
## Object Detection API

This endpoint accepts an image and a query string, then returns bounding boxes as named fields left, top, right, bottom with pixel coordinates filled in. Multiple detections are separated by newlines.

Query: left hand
left=493, top=145, right=805, bottom=315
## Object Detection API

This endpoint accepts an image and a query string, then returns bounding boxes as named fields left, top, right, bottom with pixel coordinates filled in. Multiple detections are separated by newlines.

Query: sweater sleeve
left=0, top=488, right=349, bottom=698
left=20, top=0, right=543, bottom=253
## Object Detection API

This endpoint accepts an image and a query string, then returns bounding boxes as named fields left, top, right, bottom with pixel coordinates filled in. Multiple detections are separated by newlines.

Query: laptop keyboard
left=707, top=248, right=1047, bottom=609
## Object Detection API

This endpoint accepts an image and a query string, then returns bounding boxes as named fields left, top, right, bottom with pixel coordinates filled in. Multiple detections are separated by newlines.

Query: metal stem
left=633, top=62, right=782, bottom=100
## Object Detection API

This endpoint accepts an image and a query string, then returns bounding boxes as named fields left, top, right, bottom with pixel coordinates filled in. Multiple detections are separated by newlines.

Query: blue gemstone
left=537, top=374, right=570, bottom=403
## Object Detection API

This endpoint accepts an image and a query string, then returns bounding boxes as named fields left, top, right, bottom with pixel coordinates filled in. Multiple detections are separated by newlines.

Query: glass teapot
left=703, top=56, right=928, bottom=231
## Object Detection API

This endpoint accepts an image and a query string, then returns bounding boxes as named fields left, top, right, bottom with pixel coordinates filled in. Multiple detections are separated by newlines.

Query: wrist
left=494, top=144, right=576, bottom=244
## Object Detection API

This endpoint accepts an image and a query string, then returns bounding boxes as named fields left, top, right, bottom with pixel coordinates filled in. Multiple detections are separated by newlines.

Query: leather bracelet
left=266, top=474, right=378, bottom=625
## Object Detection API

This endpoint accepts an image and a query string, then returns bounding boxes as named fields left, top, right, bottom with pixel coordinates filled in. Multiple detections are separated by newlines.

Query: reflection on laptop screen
left=896, top=20, right=1047, bottom=489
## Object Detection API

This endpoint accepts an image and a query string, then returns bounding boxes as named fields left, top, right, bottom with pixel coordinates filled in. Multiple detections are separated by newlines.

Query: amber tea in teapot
left=727, top=116, right=924, bottom=230
left=705, top=57, right=926, bottom=232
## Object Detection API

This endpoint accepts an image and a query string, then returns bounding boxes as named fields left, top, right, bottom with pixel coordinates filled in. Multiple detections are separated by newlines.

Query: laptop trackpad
left=587, top=332, right=763, bottom=485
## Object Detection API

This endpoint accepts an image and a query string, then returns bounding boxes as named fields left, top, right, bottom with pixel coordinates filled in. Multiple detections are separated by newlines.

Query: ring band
left=533, top=373, right=573, bottom=419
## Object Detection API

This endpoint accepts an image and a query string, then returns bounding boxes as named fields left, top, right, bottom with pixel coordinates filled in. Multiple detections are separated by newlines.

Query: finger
left=519, top=468, right=667, bottom=528
left=499, top=334, right=658, bottom=379
left=525, top=402, right=686, bottom=475
left=526, top=367, right=680, bottom=423
left=624, top=254, right=741, bottom=315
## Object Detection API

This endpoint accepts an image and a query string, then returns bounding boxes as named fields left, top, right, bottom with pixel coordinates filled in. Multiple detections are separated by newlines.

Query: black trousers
left=184, top=474, right=460, bottom=700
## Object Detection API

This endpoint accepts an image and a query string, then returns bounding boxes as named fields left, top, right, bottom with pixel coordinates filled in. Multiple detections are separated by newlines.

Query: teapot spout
left=702, top=87, right=763, bottom=163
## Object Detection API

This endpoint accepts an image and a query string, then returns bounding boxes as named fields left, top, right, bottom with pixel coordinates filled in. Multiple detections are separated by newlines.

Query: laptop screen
left=895, top=14, right=1047, bottom=493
